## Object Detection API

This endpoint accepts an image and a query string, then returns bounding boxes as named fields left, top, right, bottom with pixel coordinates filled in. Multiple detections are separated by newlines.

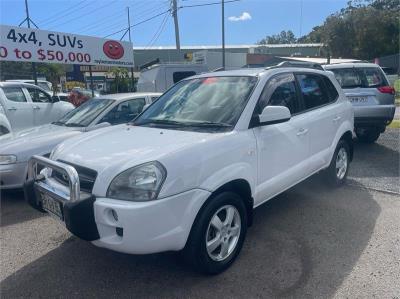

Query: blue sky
left=0, top=0, right=348, bottom=46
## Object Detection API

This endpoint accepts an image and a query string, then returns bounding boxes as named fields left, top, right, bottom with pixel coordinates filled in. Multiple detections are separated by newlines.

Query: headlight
left=107, top=161, right=167, bottom=202
left=0, top=155, right=17, bottom=165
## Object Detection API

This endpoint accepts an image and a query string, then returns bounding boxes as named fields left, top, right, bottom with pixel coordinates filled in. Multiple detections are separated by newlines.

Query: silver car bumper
left=353, top=104, right=396, bottom=126
left=0, top=162, right=28, bottom=189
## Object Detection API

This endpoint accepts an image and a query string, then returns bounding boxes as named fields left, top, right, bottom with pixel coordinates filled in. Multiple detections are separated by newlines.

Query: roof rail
left=269, top=61, right=324, bottom=71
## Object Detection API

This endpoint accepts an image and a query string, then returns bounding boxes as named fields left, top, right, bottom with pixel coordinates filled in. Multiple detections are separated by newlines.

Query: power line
left=180, top=0, right=240, bottom=9
left=39, top=0, right=93, bottom=27
left=47, top=0, right=119, bottom=30
left=103, top=9, right=171, bottom=38
left=145, top=12, right=169, bottom=48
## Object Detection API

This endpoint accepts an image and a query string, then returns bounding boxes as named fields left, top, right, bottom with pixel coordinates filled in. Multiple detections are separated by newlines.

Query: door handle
left=7, top=107, right=17, bottom=111
left=33, top=106, right=40, bottom=110
left=296, top=128, right=309, bottom=136
left=333, top=116, right=341, bottom=122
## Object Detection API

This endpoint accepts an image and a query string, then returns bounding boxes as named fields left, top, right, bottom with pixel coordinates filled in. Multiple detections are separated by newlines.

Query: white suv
left=25, top=67, right=353, bottom=274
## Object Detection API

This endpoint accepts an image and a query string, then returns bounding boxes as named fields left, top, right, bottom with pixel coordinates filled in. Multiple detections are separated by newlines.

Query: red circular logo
left=103, top=40, right=124, bottom=60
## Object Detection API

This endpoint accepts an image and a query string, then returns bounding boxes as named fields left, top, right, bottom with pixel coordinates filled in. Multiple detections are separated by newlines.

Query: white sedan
left=0, top=92, right=160, bottom=189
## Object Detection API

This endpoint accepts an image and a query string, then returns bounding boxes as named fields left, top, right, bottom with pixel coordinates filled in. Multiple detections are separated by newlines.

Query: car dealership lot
left=1, top=129, right=399, bottom=298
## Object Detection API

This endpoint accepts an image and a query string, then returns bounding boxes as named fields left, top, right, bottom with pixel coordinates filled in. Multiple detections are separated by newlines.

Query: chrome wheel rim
left=205, top=205, right=241, bottom=262
left=336, top=147, right=348, bottom=180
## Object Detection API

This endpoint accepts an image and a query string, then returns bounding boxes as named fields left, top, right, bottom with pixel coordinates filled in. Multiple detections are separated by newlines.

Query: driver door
left=253, top=73, right=310, bottom=204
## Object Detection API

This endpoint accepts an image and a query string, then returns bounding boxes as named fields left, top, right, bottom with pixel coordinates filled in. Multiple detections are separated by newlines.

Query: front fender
left=199, top=162, right=256, bottom=196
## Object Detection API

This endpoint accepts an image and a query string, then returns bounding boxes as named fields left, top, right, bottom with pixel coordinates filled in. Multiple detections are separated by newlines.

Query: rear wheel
left=356, top=128, right=380, bottom=143
left=325, top=140, right=350, bottom=187
left=183, top=191, right=247, bottom=274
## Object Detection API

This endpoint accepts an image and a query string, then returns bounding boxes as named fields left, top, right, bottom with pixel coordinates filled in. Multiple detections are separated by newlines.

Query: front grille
left=52, top=160, right=97, bottom=193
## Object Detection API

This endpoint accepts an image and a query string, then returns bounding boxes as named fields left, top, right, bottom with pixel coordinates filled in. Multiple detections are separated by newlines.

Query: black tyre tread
left=325, top=140, right=350, bottom=187
left=183, top=191, right=247, bottom=275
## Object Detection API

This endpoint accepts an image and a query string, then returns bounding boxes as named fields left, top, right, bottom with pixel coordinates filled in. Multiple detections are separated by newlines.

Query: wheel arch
left=339, top=130, right=354, bottom=161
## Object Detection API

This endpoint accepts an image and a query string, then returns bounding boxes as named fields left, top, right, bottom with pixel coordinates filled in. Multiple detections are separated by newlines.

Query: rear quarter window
left=322, top=76, right=339, bottom=102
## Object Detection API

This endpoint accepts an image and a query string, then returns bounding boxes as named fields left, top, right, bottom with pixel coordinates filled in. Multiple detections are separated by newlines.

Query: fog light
left=116, top=227, right=123, bottom=237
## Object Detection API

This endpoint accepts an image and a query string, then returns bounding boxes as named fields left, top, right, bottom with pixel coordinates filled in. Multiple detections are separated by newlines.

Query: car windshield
left=54, top=98, right=113, bottom=127
left=330, top=67, right=388, bottom=89
left=134, top=76, right=257, bottom=132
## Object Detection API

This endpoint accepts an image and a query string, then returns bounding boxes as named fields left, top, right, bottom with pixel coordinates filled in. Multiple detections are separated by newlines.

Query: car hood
left=52, top=124, right=217, bottom=175
left=0, top=124, right=83, bottom=162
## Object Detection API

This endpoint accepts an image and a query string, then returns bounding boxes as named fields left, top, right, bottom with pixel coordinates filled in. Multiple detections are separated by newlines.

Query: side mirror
left=51, top=96, right=60, bottom=103
left=257, top=106, right=291, bottom=126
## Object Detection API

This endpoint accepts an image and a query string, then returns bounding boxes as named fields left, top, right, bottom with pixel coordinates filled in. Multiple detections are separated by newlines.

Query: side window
left=100, top=98, right=146, bottom=125
left=296, top=74, right=330, bottom=110
left=257, top=73, right=301, bottom=115
left=2, top=87, right=27, bottom=102
left=322, top=76, right=339, bottom=102
left=173, top=71, right=196, bottom=83
left=27, top=88, right=52, bottom=103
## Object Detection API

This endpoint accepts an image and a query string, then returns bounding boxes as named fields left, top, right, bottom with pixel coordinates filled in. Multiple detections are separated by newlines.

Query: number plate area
left=348, top=96, right=375, bottom=105
left=39, top=191, right=64, bottom=221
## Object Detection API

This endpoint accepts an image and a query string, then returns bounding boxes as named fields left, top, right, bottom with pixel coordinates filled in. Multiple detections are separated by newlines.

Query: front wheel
left=356, top=128, right=380, bottom=143
left=183, top=191, right=247, bottom=274
left=325, top=140, right=350, bottom=187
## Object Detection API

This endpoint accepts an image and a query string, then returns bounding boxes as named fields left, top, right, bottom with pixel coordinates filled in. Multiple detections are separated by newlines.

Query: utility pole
left=127, top=7, right=135, bottom=91
left=24, top=0, right=38, bottom=85
left=221, top=0, right=225, bottom=69
left=172, top=0, right=181, bottom=50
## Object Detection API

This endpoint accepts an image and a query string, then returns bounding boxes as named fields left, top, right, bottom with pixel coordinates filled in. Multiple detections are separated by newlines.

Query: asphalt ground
left=1, top=129, right=399, bottom=298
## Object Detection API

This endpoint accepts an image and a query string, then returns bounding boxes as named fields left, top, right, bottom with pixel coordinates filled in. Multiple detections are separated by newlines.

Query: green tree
left=37, top=63, right=65, bottom=95
left=108, top=67, right=129, bottom=93
left=258, top=30, right=297, bottom=44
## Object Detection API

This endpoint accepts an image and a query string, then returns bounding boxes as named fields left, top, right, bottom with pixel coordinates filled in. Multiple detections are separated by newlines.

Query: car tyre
left=183, top=191, right=247, bottom=275
left=356, top=128, right=380, bottom=143
left=325, top=140, right=350, bottom=187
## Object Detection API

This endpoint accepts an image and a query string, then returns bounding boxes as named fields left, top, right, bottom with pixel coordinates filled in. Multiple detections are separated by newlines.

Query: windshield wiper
left=185, top=121, right=232, bottom=127
left=51, top=121, right=65, bottom=126
left=64, top=123, right=86, bottom=127
left=138, top=119, right=188, bottom=127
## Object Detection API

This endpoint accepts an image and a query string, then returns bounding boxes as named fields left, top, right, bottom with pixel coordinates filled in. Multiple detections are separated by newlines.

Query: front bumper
left=0, top=162, right=27, bottom=189
left=353, top=104, right=396, bottom=127
left=24, top=155, right=210, bottom=254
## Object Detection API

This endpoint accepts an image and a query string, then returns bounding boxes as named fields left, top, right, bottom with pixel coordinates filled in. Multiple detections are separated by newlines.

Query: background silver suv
left=324, top=63, right=396, bottom=143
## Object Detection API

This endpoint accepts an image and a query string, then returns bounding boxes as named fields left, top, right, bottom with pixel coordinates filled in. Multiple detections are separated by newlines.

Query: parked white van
left=137, top=64, right=207, bottom=93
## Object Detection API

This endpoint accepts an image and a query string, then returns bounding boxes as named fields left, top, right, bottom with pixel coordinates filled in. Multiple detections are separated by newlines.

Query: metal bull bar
left=28, top=155, right=80, bottom=202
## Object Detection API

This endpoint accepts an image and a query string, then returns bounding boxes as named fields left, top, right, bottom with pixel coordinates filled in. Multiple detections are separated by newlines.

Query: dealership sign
left=0, top=25, right=133, bottom=67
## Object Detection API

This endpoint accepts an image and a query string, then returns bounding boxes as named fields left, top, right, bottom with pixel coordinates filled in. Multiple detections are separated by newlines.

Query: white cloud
left=228, top=12, right=252, bottom=22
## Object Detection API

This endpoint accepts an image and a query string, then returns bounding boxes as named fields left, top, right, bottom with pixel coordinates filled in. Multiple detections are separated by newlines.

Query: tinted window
left=2, top=87, right=27, bottom=102
left=296, top=74, right=330, bottom=110
left=101, top=98, right=146, bottom=125
left=330, top=68, right=362, bottom=88
left=361, top=67, right=387, bottom=87
left=173, top=71, right=196, bottom=83
left=322, top=76, right=339, bottom=102
left=330, top=67, right=388, bottom=88
left=27, top=87, right=52, bottom=103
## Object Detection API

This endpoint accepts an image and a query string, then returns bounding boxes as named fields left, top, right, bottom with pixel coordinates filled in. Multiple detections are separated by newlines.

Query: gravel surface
left=1, top=130, right=399, bottom=298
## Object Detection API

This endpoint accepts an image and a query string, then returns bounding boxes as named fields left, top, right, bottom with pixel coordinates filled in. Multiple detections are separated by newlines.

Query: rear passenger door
left=253, top=73, right=310, bottom=203
left=295, top=73, right=341, bottom=170
left=0, top=86, right=34, bottom=131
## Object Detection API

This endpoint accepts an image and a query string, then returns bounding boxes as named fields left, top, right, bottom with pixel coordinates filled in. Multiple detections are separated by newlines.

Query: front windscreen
left=134, top=76, right=257, bottom=132
left=54, top=98, right=113, bottom=127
